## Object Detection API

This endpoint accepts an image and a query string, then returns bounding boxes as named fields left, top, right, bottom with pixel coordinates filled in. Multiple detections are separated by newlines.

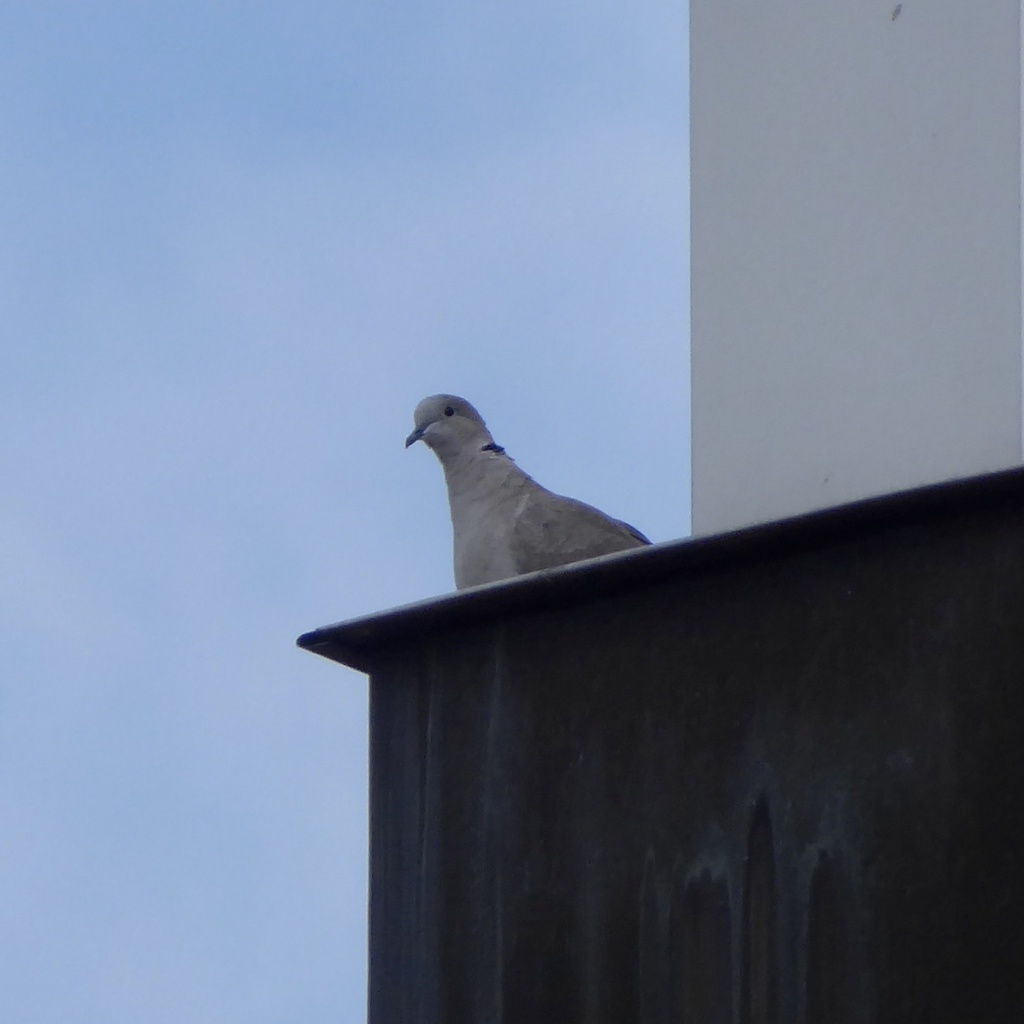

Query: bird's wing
left=510, top=485, right=650, bottom=575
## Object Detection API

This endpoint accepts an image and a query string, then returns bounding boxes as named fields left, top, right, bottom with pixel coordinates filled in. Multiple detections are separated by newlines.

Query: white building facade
left=690, top=0, right=1024, bottom=533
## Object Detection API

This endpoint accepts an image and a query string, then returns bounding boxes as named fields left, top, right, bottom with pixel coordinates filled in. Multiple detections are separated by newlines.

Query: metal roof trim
left=297, top=465, right=1024, bottom=674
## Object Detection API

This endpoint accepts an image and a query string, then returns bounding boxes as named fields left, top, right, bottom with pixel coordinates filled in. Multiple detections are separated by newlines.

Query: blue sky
left=1, top=4, right=688, bottom=1021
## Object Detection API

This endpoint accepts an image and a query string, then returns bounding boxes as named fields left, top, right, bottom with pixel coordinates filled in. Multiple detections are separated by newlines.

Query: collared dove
left=406, top=394, right=650, bottom=588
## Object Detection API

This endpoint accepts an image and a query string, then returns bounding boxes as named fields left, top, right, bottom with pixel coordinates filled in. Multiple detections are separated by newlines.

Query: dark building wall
left=300, top=468, right=1024, bottom=1024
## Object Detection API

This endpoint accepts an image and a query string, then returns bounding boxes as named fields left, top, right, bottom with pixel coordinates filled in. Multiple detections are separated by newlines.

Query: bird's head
left=405, top=394, right=495, bottom=461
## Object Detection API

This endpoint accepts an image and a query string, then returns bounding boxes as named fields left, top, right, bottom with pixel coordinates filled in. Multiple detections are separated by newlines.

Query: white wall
left=690, top=0, right=1023, bottom=534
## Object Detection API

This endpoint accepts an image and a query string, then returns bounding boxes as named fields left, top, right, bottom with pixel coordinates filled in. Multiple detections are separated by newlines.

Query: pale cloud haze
left=1, top=3, right=689, bottom=1021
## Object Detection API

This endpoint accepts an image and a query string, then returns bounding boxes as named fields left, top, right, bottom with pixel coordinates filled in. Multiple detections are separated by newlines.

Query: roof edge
left=297, top=465, right=1024, bottom=675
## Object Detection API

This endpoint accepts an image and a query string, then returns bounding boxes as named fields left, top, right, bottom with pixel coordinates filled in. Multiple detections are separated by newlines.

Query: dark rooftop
left=297, top=464, right=1024, bottom=674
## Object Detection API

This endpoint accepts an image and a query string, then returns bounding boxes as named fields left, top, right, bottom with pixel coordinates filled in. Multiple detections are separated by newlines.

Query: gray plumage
left=406, top=394, right=650, bottom=588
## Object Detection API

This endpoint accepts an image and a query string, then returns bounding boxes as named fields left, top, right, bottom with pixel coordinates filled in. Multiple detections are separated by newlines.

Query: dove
left=405, top=394, right=650, bottom=588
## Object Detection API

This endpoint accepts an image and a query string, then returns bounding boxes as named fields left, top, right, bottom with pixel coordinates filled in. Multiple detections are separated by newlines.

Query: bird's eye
left=444, top=406, right=455, bottom=417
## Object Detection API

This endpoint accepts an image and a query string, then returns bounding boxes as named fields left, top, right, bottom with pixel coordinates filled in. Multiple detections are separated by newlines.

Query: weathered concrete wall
left=300, top=467, right=1024, bottom=1023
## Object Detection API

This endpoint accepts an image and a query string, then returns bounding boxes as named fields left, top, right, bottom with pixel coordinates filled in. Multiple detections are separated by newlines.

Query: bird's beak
left=405, top=426, right=425, bottom=448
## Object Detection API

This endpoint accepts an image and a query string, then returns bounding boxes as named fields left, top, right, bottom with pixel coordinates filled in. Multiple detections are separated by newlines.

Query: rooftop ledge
left=296, top=464, right=1024, bottom=675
